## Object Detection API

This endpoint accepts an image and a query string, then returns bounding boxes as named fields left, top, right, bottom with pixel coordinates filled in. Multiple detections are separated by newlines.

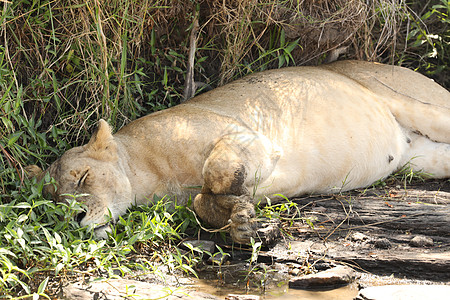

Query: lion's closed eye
left=69, top=167, right=91, bottom=188
left=77, top=169, right=89, bottom=187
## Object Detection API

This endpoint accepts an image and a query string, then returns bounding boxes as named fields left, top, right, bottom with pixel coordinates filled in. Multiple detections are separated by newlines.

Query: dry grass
left=204, top=0, right=410, bottom=82
left=1, top=0, right=444, bottom=153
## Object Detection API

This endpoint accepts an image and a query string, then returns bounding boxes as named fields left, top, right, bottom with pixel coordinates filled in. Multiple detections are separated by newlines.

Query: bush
left=399, top=0, right=449, bottom=87
left=0, top=176, right=198, bottom=297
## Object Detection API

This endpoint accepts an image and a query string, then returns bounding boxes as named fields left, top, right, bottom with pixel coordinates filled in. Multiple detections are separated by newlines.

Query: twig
left=186, top=207, right=230, bottom=233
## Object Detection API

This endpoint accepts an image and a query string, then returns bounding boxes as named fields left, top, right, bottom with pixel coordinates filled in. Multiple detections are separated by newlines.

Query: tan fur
left=28, top=61, right=450, bottom=242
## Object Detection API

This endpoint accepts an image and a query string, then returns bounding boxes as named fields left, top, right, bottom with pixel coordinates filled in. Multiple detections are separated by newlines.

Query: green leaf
left=280, top=29, right=286, bottom=47
left=13, top=202, right=32, bottom=209
left=285, top=38, right=301, bottom=54
left=37, top=277, right=49, bottom=294
left=180, top=264, right=198, bottom=277
left=278, top=55, right=286, bottom=68
left=0, top=248, right=17, bottom=258
left=1, top=117, right=14, bottom=132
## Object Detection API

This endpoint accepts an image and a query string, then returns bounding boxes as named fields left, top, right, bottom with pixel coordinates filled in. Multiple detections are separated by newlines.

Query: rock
left=409, top=236, right=434, bottom=248
left=356, top=284, right=450, bottom=300
left=314, top=262, right=332, bottom=271
left=288, top=267, right=302, bottom=276
left=256, top=218, right=281, bottom=246
left=182, top=240, right=216, bottom=254
left=63, top=278, right=220, bottom=300
left=351, top=232, right=370, bottom=242
left=374, top=238, right=392, bottom=249
left=287, top=262, right=304, bottom=276
left=289, top=265, right=357, bottom=289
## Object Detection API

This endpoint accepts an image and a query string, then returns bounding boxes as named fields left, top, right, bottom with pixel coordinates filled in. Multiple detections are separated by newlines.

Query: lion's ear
left=25, top=164, right=56, bottom=197
left=86, top=119, right=113, bottom=151
left=25, top=165, right=44, bottom=179
left=85, top=119, right=118, bottom=161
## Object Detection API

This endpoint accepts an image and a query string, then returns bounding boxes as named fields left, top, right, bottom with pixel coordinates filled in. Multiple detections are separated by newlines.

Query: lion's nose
left=75, top=211, right=87, bottom=224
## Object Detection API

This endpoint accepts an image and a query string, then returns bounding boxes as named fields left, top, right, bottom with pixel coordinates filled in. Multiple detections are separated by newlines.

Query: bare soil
left=195, top=178, right=450, bottom=292
left=280, top=178, right=450, bottom=281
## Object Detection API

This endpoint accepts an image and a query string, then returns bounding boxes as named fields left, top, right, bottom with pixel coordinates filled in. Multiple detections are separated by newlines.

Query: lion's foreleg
left=193, top=192, right=256, bottom=243
left=193, top=131, right=279, bottom=244
left=193, top=189, right=251, bottom=227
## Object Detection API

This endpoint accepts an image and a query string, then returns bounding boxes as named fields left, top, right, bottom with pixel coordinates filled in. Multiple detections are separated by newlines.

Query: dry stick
left=186, top=207, right=231, bottom=233
left=0, top=144, right=24, bottom=186
left=334, top=211, right=426, bottom=232
left=324, top=197, right=353, bottom=240
left=182, top=9, right=199, bottom=102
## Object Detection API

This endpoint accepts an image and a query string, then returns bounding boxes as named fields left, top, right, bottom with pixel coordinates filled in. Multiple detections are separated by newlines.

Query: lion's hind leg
left=383, top=91, right=450, bottom=144
left=401, top=131, right=450, bottom=178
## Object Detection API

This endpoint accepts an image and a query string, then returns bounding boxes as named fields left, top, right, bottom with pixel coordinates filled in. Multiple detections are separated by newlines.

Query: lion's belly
left=145, top=68, right=411, bottom=201
left=254, top=93, right=408, bottom=199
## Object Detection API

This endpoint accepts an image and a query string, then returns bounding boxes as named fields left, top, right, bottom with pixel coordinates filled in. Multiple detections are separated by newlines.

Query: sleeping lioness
left=28, top=60, right=450, bottom=243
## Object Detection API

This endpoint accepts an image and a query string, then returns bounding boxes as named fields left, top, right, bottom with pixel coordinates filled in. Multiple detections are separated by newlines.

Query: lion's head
left=28, top=120, right=133, bottom=238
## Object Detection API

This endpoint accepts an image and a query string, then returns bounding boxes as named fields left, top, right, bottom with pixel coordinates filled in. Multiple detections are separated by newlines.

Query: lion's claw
left=230, top=213, right=280, bottom=245
left=230, top=219, right=257, bottom=244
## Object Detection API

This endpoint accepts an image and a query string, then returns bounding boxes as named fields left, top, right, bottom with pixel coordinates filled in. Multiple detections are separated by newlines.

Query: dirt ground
left=285, top=178, right=450, bottom=279
left=192, top=178, right=450, bottom=293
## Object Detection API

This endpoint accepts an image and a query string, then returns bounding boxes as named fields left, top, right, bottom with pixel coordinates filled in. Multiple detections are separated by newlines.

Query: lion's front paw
left=229, top=200, right=258, bottom=244
left=229, top=200, right=281, bottom=245
left=230, top=219, right=258, bottom=244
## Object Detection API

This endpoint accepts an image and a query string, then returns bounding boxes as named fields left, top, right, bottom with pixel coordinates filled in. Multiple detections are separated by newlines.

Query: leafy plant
left=0, top=174, right=202, bottom=297
left=398, top=0, right=449, bottom=87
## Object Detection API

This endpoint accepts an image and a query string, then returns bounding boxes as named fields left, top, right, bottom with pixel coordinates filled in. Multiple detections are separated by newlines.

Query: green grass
left=0, top=174, right=203, bottom=297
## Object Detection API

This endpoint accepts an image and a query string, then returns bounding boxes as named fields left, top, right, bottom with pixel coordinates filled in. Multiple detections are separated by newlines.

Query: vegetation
left=0, top=0, right=448, bottom=297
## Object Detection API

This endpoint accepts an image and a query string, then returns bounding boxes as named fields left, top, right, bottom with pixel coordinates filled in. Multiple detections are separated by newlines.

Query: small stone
left=409, top=236, right=433, bottom=248
left=287, top=263, right=303, bottom=276
left=288, top=268, right=302, bottom=276
left=351, top=232, right=370, bottom=242
left=256, top=219, right=280, bottom=246
left=314, top=262, right=332, bottom=271
left=374, top=238, right=392, bottom=249
left=356, top=284, right=450, bottom=300
left=289, top=265, right=357, bottom=289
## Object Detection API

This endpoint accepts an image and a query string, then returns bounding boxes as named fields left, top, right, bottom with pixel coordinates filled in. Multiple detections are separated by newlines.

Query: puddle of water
left=193, top=278, right=359, bottom=300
